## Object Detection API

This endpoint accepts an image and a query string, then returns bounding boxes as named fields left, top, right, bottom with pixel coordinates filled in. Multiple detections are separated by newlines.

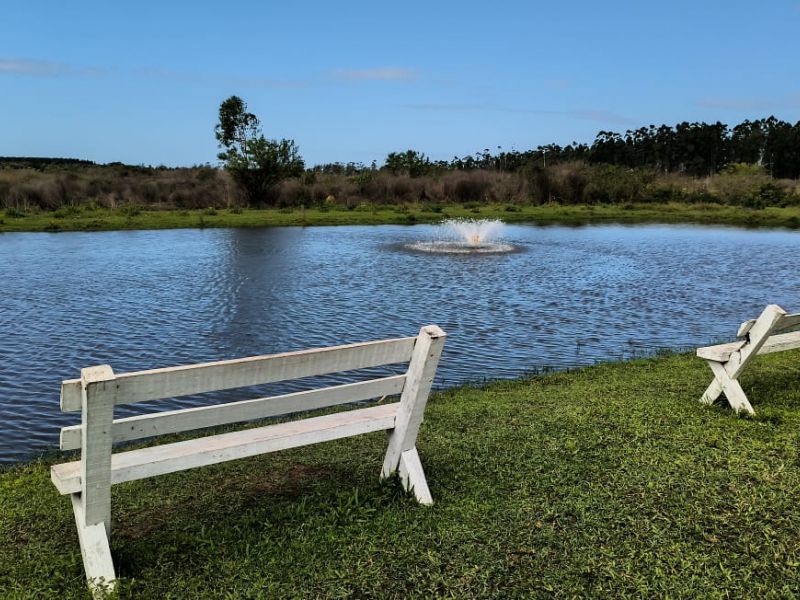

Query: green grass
left=2, top=202, right=800, bottom=233
left=2, top=351, right=800, bottom=597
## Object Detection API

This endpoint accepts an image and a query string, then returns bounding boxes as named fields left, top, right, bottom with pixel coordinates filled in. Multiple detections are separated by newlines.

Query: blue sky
left=2, top=1, right=799, bottom=167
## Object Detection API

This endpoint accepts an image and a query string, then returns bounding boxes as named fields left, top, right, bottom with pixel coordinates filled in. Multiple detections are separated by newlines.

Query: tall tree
left=215, top=95, right=304, bottom=205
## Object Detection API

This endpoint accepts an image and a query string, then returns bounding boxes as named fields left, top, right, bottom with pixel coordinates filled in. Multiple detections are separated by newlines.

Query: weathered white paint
left=79, top=366, right=116, bottom=533
left=60, top=336, right=416, bottom=412
left=70, top=494, right=116, bottom=598
left=697, top=331, right=800, bottom=362
left=53, top=403, right=400, bottom=495
left=381, top=325, right=446, bottom=480
left=61, top=374, right=406, bottom=450
left=398, top=447, right=433, bottom=505
left=51, top=328, right=445, bottom=592
left=697, top=305, right=799, bottom=414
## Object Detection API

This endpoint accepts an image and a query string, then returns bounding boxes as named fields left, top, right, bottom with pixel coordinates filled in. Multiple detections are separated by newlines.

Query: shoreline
left=2, top=202, right=800, bottom=233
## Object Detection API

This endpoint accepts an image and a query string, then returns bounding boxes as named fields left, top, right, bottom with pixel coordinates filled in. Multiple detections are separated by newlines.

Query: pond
left=1, top=223, right=798, bottom=463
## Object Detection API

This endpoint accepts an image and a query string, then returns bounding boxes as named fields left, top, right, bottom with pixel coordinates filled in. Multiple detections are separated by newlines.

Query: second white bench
left=698, top=304, right=800, bottom=414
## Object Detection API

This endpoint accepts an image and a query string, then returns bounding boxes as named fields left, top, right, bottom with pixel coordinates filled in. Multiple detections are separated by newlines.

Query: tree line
left=310, top=118, right=800, bottom=181
left=2, top=99, right=798, bottom=212
left=215, top=96, right=800, bottom=205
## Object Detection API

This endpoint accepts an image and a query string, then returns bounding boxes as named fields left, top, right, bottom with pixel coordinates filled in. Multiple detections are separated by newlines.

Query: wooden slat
left=61, top=336, right=416, bottom=412
left=51, top=403, right=399, bottom=495
left=70, top=495, right=116, bottom=593
left=697, top=330, right=800, bottom=362
left=738, top=311, right=800, bottom=337
left=760, top=331, right=800, bottom=355
left=727, top=305, right=786, bottom=379
left=697, top=341, right=745, bottom=362
left=79, top=366, right=116, bottom=530
left=382, top=325, right=447, bottom=478
left=774, top=313, right=800, bottom=334
left=737, top=318, right=757, bottom=337
left=61, top=375, right=406, bottom=450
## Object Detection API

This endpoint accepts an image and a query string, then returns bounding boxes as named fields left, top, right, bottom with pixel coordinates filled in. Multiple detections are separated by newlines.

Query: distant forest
left=1, top=116, right=799, bottom=211
left=311, top=117, right=800, bottom=180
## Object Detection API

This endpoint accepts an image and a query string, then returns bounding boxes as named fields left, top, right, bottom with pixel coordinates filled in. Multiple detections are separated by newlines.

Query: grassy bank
left=2, top=351, right=800, bottom=597
left=3, top=202, right=800, bottom=233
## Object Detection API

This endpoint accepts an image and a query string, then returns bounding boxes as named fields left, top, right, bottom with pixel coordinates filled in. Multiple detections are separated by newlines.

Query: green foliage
left=119, top=204, right=142, bottom=217
left=352, top=170, right=373, bottom=192
left=722, top=162, right=766, bottom=176
left=215, top=95, right=305, bottom=205
left=5, top=207, right=26, bottom=218
left=52, top=205, right=81, bottom=219
left=385, top=150, right=432, bottom=177
left=754, top=183, right=787, bottom=208
left=583, top=165, right=656, bottom=204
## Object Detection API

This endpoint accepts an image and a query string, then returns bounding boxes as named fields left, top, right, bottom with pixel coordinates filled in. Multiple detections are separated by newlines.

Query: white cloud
left=332, top=67, right=418, bottom=82
left=0, top=58, right=111, bottom=78
left=0, top=58, right=69, bottom=76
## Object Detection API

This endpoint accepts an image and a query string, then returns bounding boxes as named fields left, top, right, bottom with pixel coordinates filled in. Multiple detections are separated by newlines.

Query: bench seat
left=697, top=330, right=800, bottom=362
left=52, top=403, right=399, bottom=495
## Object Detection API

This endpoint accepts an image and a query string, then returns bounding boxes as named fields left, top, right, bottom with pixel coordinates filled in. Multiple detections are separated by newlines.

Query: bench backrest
left=725, top=305, right=800, bottom=374
left=59, top=326, right=444, bottom=452
left=737, top=309, right=800, bottom=338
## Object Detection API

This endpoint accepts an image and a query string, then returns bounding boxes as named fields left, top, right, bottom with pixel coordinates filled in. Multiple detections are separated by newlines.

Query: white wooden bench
left=51, top=325, right=446, bottom=594
left=698, top=304, right=800, bottom=414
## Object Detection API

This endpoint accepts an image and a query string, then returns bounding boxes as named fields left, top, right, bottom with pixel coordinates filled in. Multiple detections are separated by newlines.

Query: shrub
left=443, top=172, right=491, bottom=203
left=52, top=205, right=81, bottom=219
left=583, top=165, right=655, bottom=204
left=120, top=204, right=142, bottom=217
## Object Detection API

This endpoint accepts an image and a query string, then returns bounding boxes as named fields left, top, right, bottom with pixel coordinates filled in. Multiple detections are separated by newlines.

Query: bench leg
left=398, top=447, right=433, bottom=505
left=380, top=326, right=445, bottom=505
left=699, top=375, right=723, bottom=405
left=706, top=361, right=755, bottom=415
left=71, top=493, right=116, bottom=596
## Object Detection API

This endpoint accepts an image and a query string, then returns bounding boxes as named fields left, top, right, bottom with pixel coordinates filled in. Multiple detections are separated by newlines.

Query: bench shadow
left=110, top=455, right=410, bottom=577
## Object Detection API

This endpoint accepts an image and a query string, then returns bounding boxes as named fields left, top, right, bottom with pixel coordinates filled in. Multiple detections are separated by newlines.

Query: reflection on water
left=0, top=223, right=798, bottom=463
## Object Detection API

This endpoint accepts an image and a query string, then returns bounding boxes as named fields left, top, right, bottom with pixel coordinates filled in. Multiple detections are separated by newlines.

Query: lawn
left=2, top=202, right=800, bottom=233
left=2, top=350, right=800, bottom=598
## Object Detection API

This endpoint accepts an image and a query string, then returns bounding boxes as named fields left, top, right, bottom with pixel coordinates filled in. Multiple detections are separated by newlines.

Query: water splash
left=444, top=219, right=506, bottom=246
left=407, top=219, right=514, bottom=254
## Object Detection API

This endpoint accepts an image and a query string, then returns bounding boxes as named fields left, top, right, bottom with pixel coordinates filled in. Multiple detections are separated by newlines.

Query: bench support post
left=703, top=360, right=755, bottom=414
left=76, top=365, right=117, bottom=593
left=699, top=304, right=785, bottom=415
left=398, top=447, right=433, bottom=505
left=70, top=493, right=116, bottom=596
left=381, top=326, right=446, bottom=505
